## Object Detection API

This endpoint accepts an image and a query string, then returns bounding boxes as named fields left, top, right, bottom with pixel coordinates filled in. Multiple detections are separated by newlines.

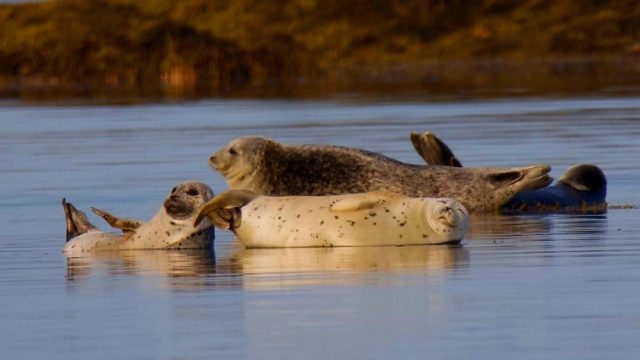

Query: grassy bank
left=1, top=0, right=639, bottom=97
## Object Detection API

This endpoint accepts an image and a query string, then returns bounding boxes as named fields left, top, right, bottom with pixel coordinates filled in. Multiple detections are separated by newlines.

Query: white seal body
left=232, top=192, right=468, bottom=248
left=62, top=181, right=215, bottom=256
left=63, top=210, right=213, bottom=257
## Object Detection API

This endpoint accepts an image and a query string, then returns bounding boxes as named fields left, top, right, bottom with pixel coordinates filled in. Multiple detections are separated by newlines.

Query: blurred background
left=1, top=0, right=639, bottom=100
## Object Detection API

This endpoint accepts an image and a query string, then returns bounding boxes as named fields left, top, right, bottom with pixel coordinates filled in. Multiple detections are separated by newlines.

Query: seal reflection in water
left=411, top=131, right=607, bottom=213
left=194, top=190, right=469, bottom=248
left=63, top=181, right=215, bottom=257
left=209, top=136, right=552, bottom=213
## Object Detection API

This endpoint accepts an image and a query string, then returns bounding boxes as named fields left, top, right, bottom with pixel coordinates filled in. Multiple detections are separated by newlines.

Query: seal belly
left=63, top=232, right=123, bottom=257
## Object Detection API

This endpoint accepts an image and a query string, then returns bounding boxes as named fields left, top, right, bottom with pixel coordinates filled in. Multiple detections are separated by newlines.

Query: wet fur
left=210, top=137, right=552, bottom=213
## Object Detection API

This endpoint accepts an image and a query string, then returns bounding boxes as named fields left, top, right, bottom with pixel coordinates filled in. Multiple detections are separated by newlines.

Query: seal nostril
left=209, top=155, right=216, bottom=163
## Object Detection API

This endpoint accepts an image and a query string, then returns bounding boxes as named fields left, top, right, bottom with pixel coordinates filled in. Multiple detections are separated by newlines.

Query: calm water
left=1, top=96, right=640, bottom=359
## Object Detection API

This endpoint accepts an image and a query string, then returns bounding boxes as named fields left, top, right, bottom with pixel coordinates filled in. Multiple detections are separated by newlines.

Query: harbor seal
left=208, top=136, right=552, bottom=213
left=194, top=190, right=469, bottom=247
left=63, top=181, right=215, bottom=256
left=410, top=131, right=607, bottom=213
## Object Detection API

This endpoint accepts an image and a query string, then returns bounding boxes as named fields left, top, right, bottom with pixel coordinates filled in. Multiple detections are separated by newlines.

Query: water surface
left=1, top=96, right=640, bottom=359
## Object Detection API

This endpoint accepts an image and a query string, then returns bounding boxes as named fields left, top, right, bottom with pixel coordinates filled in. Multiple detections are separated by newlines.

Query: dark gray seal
left=411, top=131, right=607, bottom=213
left=208, top=136, right=552, bottom=213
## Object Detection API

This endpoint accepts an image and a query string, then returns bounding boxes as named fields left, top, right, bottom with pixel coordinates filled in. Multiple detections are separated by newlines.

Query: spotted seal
left=63, top=181, right=215, bottom=256
left=194, top=190, right=469, bottom=247
left=411, top=131, right=607, bottom=213
left=208, top=136, right=552, bottom=213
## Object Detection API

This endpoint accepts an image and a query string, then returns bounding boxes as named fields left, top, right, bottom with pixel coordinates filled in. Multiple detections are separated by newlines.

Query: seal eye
left=187, top=188, right=199, bottom=196
left=228, top=148, right=237, bottom=156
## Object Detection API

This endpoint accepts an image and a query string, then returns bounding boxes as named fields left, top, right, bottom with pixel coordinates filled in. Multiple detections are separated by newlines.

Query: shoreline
left=2, top=55, right=640, bottom=101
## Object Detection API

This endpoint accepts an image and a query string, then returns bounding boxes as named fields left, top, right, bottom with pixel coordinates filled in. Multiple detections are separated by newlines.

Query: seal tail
left=194, top=190, right=258, bottom=230
left=62, top=198, right=98, bottom=242
left=410, top=131, right=462, bottom=167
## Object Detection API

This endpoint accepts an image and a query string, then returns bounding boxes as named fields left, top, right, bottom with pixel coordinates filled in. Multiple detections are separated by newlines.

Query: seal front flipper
left=91, top=207, right=143, bottom=234
left=194, top=190, right=258, bottom=230
left=62, top=198, right=98, bottom=242
left=410, top=131, right=462, bottom=167
left=330, top=191, right=395, bottom=212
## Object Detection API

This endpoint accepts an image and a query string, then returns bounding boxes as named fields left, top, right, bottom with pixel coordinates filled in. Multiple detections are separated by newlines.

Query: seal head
left=209, top=137, right=273, bottom=192
left=425, top=198, right=469, bottom=240
left=164, top=182, right=214, bottom=221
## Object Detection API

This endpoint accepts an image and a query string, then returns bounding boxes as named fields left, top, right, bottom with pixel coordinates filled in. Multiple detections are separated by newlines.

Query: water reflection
left=232, top=245, right=467, bottom=274
left=467, top=213, right=608, bottom=242
left=66, top=249, right=219, bottom=291
left=65, top=243, right=469, bottom=291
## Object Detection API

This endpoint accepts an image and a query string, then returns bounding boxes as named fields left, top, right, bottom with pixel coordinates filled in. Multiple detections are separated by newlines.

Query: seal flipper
left=485, top=164, right=553, bottom=208
left=330, top=191, right=395, bottom=212
left=194, top=190, right=258, bottom=230
left=62, top=198, right=99, bottom=242
left=91, top=207, right=143, bottom=234
left=558, top=164, right=607, bottom=194
left=410, top=131, right=462, bottom=167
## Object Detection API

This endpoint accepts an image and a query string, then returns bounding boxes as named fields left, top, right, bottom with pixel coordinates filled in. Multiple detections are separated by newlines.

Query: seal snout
left=435, top=205, right=461, bottom=228
left=209, top=154, right=219, bottom=169
left=427, top=198, right=469, bottom=236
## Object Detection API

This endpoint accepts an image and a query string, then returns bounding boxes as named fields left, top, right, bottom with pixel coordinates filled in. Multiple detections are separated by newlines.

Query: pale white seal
left=63, top=181, right=214, bottom=256
left=194, top=190, right=469, bottom=248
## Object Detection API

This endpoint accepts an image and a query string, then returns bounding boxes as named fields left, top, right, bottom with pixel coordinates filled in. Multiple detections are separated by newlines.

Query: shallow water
left=1, top=96, right=640, bottom=359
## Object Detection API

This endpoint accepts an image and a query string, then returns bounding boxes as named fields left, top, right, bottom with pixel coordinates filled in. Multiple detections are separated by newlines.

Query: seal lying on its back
left=410, top=131, right=607, bottom=213
left=63, top=181, right=215, bottom=256
left=194, top=190, right=469, bottom=248
left=209, top=136, right=552, bottom=213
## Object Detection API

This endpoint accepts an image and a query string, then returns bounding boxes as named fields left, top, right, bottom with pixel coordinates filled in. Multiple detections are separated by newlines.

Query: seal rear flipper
left=194, top=190, right=258, bottom=229
left=91, top=207, right=143, bottom=234
left=558, top=164, right=607, bottom=194
left=62, top=198, right=98, bottom=242
left=485, top=164, right=553, bottom=207
left=410, top=131, right=462, bottom=167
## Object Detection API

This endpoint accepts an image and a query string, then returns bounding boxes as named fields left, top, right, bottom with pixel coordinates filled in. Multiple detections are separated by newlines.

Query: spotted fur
left=195, top=190, right=469, bottom=248
left=209, top=136, right=552, bottom=213
left=63, top=181, right=215, bottom=256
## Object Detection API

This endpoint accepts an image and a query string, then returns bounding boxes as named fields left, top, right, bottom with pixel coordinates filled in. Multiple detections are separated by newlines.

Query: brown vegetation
left=1, top=0, right=639, bottom=97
